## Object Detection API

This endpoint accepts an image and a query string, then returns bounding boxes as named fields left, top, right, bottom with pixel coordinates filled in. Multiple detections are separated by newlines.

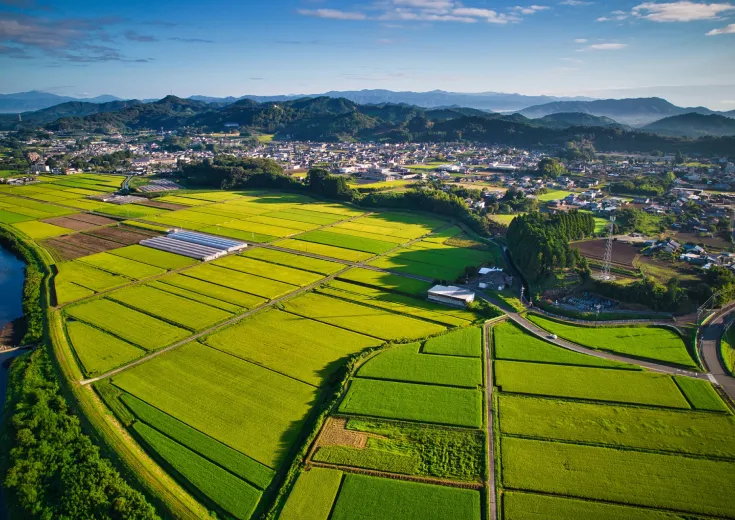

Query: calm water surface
left=0, top=243, right=25, bottom=520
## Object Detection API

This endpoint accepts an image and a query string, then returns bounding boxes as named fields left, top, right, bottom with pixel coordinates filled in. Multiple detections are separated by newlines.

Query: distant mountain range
left=516, top=97, right=732, bottom=126
left=1, top=89, right=592, bottom=114
left=0, top=91, right=123, bottom=113
left=4, top=95, right=731, bottom=156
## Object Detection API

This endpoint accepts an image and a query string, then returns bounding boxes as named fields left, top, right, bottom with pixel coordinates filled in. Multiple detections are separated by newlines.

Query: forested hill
left=641, top=113, right=735, bottom=138
left=6, top=95, right=735, bottom=155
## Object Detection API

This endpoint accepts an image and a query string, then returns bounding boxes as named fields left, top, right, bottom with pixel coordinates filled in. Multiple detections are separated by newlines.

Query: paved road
left=483, top=323, right=497, bottom=520
left=700, top=308, right=735, bottom=402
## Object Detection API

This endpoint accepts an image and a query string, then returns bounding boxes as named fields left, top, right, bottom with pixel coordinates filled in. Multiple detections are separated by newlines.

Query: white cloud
left=632, top=1, right=735, bottom=22
left=597, top=10, right=629, bottom=21
left=297, top=9, right=367, bottom=20
left=573, top=38, right=588, bottom=42
left=560, top=0, right=593, bottom=5
left=587, top=42, right=628, bottom=50
left=562, top=57, right=585, bottom=63
left=706, top=22, right=735, bottom=34
left=512, top=5, right=551, bottom=14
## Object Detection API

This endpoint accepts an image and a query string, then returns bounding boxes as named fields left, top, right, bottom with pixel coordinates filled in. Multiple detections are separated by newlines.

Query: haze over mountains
left=1, top=90, right=734, bottom=143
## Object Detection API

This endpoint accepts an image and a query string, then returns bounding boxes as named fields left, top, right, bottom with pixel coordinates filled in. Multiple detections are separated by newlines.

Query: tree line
left=506, top=212, right=596, bottom=281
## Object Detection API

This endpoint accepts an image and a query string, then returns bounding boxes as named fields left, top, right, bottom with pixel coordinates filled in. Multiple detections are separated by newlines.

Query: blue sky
left=1, top=0, right=734, bottom=109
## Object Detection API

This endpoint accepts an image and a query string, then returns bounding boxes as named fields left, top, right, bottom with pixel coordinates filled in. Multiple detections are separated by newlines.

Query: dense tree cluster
left=181, top=157, right=299, bottom=190
left=609, top=173, right=675, bottom=197
left=1, top=349, right=159, bottom=520
left=507, top=211, right=595, bottom=280
left=536, top=157, right=567, bottom=179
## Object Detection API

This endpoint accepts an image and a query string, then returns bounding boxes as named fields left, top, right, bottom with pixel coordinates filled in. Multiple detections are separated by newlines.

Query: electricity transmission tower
left=599, top=215, right=616, bottom=281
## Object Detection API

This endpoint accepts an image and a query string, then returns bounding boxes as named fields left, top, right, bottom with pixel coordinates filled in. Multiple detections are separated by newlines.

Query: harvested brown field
left=67, top=213, right=117, bottom=226
left=41, top=216, right=99, bottom=232
left=138, top=200, right=189, bottom=211
left=86, top=226, right=159, bottom=245
left=44, top=233, right=122, bottom=260
left=574, top=239, right=640, bottom=268
left=673, top=232, right=731, bottom=252
left=318, top=417, right=373, bottom=449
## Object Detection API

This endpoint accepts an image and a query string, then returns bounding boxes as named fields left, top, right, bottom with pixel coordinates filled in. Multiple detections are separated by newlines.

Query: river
left=0, top=243, right=26, bottom=520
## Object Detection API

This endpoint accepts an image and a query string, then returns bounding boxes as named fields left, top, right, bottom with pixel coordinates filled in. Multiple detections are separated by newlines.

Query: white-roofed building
left=428, top=285, right=475, bottom=308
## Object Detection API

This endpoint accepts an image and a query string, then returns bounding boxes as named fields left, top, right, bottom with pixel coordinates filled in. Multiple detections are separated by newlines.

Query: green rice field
left=66, top=320, right=145, bottom=376
left=203, top=309, right=379, bottom=386
left=339, top=378, right=483, bottom=427
left=423, top=326, right=483, bottom=357
left=279, top=468, right=343, bottom=520
left=501, top=437, right=735, bottom=517
left=357, top=342, right=482, bottom=388
left=526, top=315, right=697, bottom=369
left=112, top=342, right=318, bottom=468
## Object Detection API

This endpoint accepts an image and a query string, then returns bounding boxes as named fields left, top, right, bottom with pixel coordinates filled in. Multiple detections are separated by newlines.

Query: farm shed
left=139, top=236, right=225, bottom=261
left=428, top=285, right=475, bottom=308
left=169, top=231, right=248, bottom=253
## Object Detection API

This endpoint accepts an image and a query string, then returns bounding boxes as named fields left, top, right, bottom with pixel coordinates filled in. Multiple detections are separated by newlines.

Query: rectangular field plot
left=493, top=321, right=633, bottom=369
left=324, top=226, right=408, bottom=244
left=182, top=264, right=297, bottom=299
left=500, top=437, right=735, bottom=517
left=277, top=238, right=374, bottom=262
left=331, top=474, right=482, bottom=520
left=368, top=255, right=466, bottom=281
left=334, top=221, right=429, bottom=240
left=147, top=281, right=241, bottom=313
left=240, top=247, right=343, bottom=275
left=217, top=219, right=303, bottom=238
left=108, top=244, right=197, bottom=270
left=66, top=299, right=190, bottom=351
left=0, top=210, right=33, bottom=224
left=122, top=394, right=275, bottom=489
left=503, top=492, right=705, bottom=520
left=157, top=274, right=267, bottom=309
left=203, top=309, right=379, bottom=387
left=54, top=262, right=130, bottom=304
left=339, top=378, right=483, bottom=427
left=112, top=342, right=318, bottom=468
left=319, top=282, right=473, bottom=328
left=212, top=255, right=324, bottom=286
left=498, top=394, right=735, bottom=458
left=107, top=285, right=232, bottom=331
left=297, top=230, right=396, bottom=254
left=279, top=468, right=343, bottom=520
left=242, top=214, right=319, bottom=231
left=315, top=418, right=485, bottom=481
left=283, top=292, right=445, bottom=341
left=423, top=327, right=483, bottom=357
left=96, top=203, right=169, bottom=219
left=526, top=315, right=697, bottom=369
left=336, top=268, right=432, bottom=296
left=133, top=422, right=261, bottom=520
left=200, top=225, right=277, bottom=244
left=358, top=342, right=482, bottom=388
left=12, top=220, right=72, bottom=239
left=674, top=376, right=730, bottom=412
left=268, top=208, right=344, bottom=225
left=299, top=202, right=365, bottom=217
left=66, top=321, right=145, bottom=376
left=78, top=252, right=165, bottom=280
left=495, top=361, right=690, bottom=408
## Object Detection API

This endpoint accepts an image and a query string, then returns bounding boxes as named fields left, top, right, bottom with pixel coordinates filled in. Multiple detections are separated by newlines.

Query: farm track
left=700, top=305, right=735, bottom=403
left=471, top=289, right=708, bottom=380
left=484, top=323, right=498, bottom=520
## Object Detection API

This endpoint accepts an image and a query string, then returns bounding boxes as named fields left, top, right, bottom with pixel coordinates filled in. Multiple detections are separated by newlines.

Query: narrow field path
left=484, top=323, right=498, bottom=520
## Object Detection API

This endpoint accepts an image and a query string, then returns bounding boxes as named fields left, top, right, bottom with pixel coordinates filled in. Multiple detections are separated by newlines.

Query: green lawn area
left=537, top=190, right=573, bottom=202
left=256, top=134, right=275, bottom=143
left=721, top=328, right=735, bottom=376
left=526, top=314, right=697, bottom=369
left=488, top=214, right=519, bottom=226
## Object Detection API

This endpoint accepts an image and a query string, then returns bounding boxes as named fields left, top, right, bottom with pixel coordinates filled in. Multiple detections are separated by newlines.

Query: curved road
left=700, top=308, right=735, bottom=402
